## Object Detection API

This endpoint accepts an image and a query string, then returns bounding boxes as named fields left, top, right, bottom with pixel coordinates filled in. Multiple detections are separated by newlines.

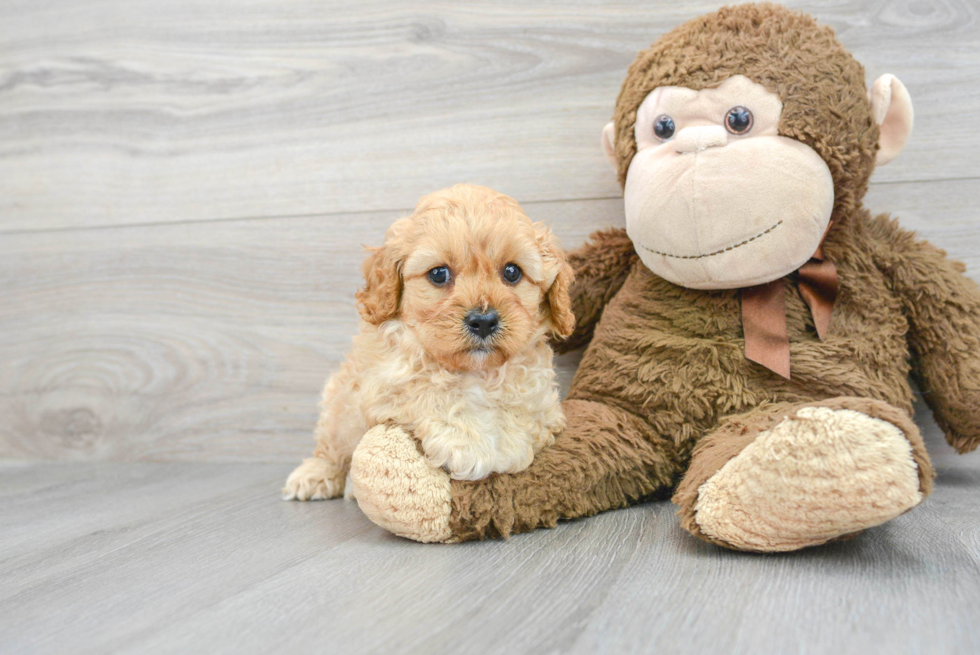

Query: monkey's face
left=602, top=5, right=915, bottom=291
left=617, top=75, right=835, bottom=290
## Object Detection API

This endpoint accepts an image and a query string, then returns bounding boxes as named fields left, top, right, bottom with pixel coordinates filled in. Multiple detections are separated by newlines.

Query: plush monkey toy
left=347, top=3, right=980, bottom=551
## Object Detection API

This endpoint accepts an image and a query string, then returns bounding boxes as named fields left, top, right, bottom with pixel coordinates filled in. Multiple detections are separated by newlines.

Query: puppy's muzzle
left=464, top=309, right=500, bottom=340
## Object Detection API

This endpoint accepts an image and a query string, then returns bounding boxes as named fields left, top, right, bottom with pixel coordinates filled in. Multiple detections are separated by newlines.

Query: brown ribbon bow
left=740, top=241, right=838, bottom=379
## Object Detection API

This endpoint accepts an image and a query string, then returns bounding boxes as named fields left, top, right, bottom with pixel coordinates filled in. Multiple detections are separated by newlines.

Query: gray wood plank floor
left=2, top=0, right=979, bottom=463
left=3, top=0, right=980, bottom=652
left=1, top=0, right=978, bottom=232
left=1, top=182, right=977, bottom=462
left=2, top=400, right=980, bottom=655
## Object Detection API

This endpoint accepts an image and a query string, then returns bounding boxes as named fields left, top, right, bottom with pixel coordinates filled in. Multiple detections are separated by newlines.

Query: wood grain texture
left=0, top=196, right=620, bottom=462
left=2, top=413, right=979, bottom=655
left=0, top=178, right=974, bottom=462
left=3, top=2, right=980, bottom=651
left=3, top=179, right=978, bottom=463
left=1, top=0, right=978, bottom=231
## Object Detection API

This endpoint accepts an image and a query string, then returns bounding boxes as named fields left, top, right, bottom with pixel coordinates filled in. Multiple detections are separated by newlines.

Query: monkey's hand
left=554, top=227, right=637, bottom=353
left=870, top=214, right=980, bottom=453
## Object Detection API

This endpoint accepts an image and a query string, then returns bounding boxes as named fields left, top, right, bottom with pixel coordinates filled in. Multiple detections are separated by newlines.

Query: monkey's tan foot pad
left=693, top=407, right=924, bottom=552
left=282, top=457, right=345, bottom=501
left=348, top=425, right=454, bottom=543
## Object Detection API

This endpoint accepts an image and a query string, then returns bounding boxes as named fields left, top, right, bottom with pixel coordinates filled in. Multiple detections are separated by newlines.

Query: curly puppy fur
left=283, top=184, right=574, bottom=498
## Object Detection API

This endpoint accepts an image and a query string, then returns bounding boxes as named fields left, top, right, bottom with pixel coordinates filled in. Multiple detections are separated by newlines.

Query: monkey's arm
left=555, top=228, right=636, bottom=354
left=869, top=215, right=980, bottom=453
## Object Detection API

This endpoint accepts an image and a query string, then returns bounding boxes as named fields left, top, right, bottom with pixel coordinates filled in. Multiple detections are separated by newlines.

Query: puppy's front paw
left=282, top=457, right=345, bottom=501
left=423, top=433, right=533, bottom=481
left=431, top=444, right=500, bottom=481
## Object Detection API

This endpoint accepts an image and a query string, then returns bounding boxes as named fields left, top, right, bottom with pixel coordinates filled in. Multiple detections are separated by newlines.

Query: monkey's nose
left=673, top=126, right=728, bottom=153
left=464, top=309, right=500, bottom=339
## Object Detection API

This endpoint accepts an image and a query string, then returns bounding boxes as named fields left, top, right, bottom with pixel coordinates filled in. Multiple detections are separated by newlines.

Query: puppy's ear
left=534, top=223, right=576, bottom=339
left=356, top=222, right=407, bottom=325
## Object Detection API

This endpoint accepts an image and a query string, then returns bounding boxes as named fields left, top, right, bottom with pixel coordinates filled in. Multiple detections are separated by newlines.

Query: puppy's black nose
left=465, top=309, right=500, bottom=339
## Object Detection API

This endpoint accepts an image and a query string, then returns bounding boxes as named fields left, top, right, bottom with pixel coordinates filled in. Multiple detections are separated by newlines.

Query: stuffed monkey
left=347, top=3, right=980, bottom=551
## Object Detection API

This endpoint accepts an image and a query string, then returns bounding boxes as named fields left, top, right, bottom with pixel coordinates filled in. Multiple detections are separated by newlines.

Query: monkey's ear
left=534, top=223, right=576, bottom=339
left=355, top=243, right=402, bottom=325
left=869, top=74, right=914, bottom=166
left=601, top=121, right=618, bottom=169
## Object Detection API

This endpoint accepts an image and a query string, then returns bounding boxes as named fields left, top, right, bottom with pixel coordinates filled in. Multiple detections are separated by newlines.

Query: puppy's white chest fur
left=329, top=321, right=565, bottom=480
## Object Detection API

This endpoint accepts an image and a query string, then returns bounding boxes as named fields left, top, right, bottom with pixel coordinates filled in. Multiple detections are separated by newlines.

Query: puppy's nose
left=465, top=309, right=500, bottom=339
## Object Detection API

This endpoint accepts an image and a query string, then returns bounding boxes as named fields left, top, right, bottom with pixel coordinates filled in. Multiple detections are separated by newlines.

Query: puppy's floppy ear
left=356, top=220, right=408, bottom=325
left=534, top=222, right=575, bottom=339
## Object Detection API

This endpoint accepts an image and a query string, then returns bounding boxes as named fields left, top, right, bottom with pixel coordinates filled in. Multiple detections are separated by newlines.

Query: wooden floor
left=3, top=0, right=980, bottom=652
left=3, top=401, right=980, bottom=654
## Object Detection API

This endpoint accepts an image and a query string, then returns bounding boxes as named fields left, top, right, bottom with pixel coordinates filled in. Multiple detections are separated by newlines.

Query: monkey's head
left=602, top=3, right=913, bottom=290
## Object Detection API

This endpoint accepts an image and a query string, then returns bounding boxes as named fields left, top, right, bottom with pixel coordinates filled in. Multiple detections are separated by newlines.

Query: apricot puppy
left=283, top=184, right=574, bottom=500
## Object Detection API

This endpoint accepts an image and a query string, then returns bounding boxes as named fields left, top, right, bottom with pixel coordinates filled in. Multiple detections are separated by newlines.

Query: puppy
left=283, top=184, right=574, bottom=500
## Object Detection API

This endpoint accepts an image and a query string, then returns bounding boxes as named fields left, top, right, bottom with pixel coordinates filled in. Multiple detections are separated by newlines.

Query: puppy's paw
left=349, top=425, right=453, bottom=543
left=282, top=457, right=345, bottom=501
left=421, top=426, right=534, bottom=481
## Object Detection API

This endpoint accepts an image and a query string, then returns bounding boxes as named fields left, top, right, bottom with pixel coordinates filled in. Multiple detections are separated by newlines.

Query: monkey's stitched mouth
left=637, top=220, right=783, bottom=260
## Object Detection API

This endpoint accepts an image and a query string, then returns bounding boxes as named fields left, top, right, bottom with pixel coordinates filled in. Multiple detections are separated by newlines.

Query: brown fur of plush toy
left=448, top=209, right=978, bottom=543
left=349, top=3, right=980, bottom=550
left=448, top=3, right=980, bottom=545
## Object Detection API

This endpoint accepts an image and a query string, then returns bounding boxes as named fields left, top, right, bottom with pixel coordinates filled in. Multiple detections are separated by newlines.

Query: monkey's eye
left=427, top=266, right=450, bottom=287
left=725, top=106, right=754, bottom=134
left=502, top=263, right=523, bottom=284
left=653, top=114, right=676, bottom=141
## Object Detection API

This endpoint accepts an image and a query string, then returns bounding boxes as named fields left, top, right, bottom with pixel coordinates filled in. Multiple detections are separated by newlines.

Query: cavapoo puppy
left=283, top=184, right=574, bottom=500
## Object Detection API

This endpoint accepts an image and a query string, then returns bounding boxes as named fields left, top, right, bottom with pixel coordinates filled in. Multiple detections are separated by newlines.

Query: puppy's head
left=356, top=184, right=574, bottom=372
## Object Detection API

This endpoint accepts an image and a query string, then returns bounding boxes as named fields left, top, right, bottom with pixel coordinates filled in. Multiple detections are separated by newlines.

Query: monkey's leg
left=348, top=399, right=680, bottom=543
left=672, top=397, right=935, bottom=552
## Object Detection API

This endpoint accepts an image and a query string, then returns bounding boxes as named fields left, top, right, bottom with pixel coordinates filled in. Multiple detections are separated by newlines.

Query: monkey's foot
left=348, top=425, right=454, bottom=543
left=282, top=457, right=345, bottom=501
left=689, top=405, right=927, bottom=552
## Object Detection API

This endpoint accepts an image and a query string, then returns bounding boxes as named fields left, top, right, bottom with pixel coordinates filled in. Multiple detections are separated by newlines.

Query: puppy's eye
left=427, top=266, right=450, bottom=287
left=502, top=263, right=522, bottom=284
left=725, top=106, right=753, bottom=134
left=653, top=114, right=675, bottom=141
